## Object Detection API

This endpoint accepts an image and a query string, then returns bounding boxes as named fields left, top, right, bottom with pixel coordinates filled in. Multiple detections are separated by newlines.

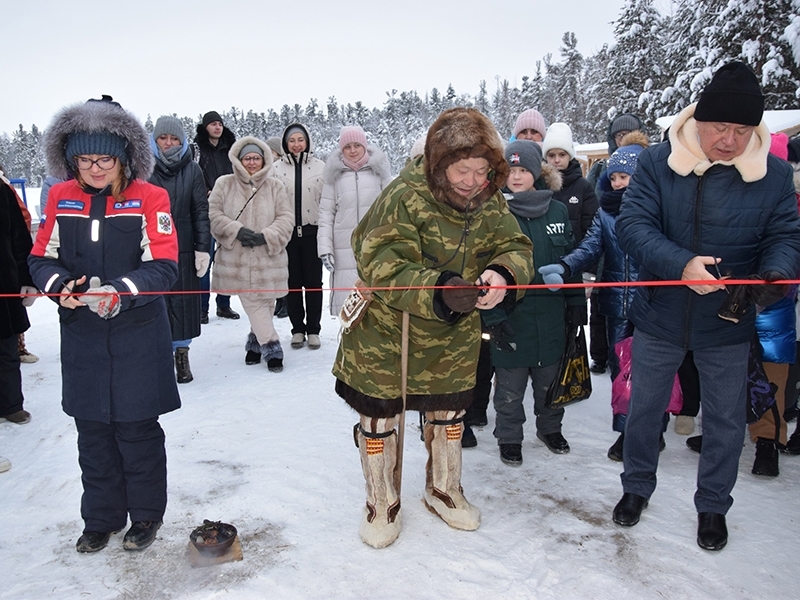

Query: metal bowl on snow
left=190, top=520, right=237, bottom=557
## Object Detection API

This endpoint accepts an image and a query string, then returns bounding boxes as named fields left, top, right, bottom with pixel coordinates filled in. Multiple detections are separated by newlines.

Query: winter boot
left=261, top=341, right=284, bottom=372
left=423, top=410, right=480, bottom=531
left=354, top=414, right=402, bottom=548
left=175, top=347, right=193, bottom=383
left=245, top=332, right=261, bottom=365
left=752, top=438, right=779, bottom=477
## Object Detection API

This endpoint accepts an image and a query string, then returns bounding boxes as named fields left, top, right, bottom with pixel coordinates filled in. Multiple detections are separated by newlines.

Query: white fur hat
left=542, top=122, right=575, bottom=160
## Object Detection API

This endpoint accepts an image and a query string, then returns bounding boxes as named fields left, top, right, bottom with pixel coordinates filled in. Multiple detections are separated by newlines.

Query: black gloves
left=236, top=227, right=266, bottom=248
left=750, top=271, right=788, bottom=308
left=442, top=276, right=479, bottom=313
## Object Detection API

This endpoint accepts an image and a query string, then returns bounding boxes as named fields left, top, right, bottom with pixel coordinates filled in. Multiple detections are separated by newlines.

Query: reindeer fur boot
left=354, top=414, right=402, bottom=548
left=423, top=410, right=480, bottom=531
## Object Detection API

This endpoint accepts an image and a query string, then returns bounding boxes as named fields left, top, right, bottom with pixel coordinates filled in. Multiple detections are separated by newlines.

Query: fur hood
left=667, top=102, right=771, bottom=182
left=280, top=123, right=315, bottom=163
left=194, top=123, right=236, bottom=150
left=537, top=163, right=563, bottom=192
left=617, top=130, right=650, bottom=150
left=228, top=136, right=274, bottom=186
left=322, top=145, right=392, bottom=185
left=424, top=108, right=509, bottom=211
left=44, top=101, right=153, bottom=181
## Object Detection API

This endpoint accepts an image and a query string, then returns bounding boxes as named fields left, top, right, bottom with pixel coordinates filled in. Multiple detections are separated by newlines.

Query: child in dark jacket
left=539, top=132, right=658, bottom=461
left=484, top=140, right=585, bottom=466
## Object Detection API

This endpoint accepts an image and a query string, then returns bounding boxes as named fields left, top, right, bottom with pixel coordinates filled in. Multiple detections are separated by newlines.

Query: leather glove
left=487, top=320, right=516, bottom=352
left=78, top=276, right=121, bottom=319
left=718, top=280, right=753, bottom=323
left=442, top=276, right=480, bottom=313
left=321, top=254, right=335, bottom=273
left=538, top=263, right=565, bottom=292
left=565, top=304, right=588, bottom=328
left=20, top=286, right=38, bottom=307
left=195, top=251, right=210, bottom=278
left=750, top=271, right=789, bottom=307
left=236, top=227, right=258, bottom=248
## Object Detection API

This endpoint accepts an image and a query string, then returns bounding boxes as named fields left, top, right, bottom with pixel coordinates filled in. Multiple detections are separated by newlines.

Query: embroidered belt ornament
left=340, top=279, right=373, bottom=331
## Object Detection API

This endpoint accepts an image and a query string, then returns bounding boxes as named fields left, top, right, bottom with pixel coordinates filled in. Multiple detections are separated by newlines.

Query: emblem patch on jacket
left=568, top=196, right=579, bottom=204
left=114, top=200, right=142, bottom=210
left=156, top=212, right=173, bottom=235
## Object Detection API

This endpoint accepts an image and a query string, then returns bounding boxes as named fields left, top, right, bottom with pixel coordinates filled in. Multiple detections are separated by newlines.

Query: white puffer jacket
left=318, top=145, right=393, bottom=314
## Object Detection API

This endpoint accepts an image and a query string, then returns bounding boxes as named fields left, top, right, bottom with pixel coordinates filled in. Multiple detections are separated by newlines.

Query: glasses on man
left=241, top=155, right=263, bottom=163
left=75, top=156, right=117, bottom=171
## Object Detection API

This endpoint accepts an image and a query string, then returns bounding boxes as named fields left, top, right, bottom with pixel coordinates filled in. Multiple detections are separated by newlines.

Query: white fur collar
left=667, top=102, right=771, bottom=182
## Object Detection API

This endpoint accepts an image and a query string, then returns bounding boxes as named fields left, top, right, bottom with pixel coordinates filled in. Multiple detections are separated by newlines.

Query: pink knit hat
left=512, top=109, right=547, bottom=139
left=770, top=132, right=789, bottom=161
left=339, top=125, right=368, bottom=151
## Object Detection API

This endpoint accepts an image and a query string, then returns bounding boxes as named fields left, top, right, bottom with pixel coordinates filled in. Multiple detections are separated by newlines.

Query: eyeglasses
left=242, top=156, right=263, bottom=163
left=75, top=156, right=117, bottom=171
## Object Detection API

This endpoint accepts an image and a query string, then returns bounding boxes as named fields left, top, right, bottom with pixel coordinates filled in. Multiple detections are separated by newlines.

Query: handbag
left=611, top=336, right=683, bottom=415
left=746, top=336, right=777, bottom=424
left=545, top=325, right=592, bottom=409
left=339, top=279, right=373, bottom=332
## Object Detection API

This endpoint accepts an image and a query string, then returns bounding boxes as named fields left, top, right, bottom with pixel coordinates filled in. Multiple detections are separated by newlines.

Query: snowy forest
left=2, top=0, right=799, bottom=183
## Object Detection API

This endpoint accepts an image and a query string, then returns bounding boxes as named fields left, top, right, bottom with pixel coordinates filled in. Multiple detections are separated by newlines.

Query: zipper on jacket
left=683, top=175, right=706, bottom=348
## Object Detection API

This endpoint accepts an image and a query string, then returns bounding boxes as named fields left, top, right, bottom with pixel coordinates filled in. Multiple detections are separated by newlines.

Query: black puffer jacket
left=552, top=158, right=598, bottom=242
left=149, top=146, right=210, bottom=341
left=0, top=184, right=33, bottom=338
left=194, top=125, right=236, bottom=192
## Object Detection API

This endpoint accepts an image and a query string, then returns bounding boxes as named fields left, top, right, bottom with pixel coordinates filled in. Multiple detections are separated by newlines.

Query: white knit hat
left=542, top=122, right=575, bottom=160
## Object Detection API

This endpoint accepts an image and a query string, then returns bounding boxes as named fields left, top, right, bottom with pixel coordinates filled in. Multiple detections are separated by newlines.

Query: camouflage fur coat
left=333, top=157, right=533, bottom=416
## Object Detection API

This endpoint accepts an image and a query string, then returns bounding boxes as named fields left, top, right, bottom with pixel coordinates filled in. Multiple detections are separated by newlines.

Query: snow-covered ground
left=2, top=295, right=797, bottom=599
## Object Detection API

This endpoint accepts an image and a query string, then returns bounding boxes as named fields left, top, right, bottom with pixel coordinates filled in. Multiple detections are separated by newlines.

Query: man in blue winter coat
left=612, top=61, right=800, bottom=551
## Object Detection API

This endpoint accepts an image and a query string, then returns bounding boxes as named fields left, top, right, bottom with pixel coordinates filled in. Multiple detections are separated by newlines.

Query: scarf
left=157, top=144, right=183, bottom=167
left=504, top=188, right=552, bottom=219
left=343, top=150, right=369, bottom=172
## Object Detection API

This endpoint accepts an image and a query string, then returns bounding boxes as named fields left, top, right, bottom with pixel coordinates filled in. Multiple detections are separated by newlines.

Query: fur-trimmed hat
left=424, top=108, right=509, bottom=210
left=542, top=122, right=575, bottom=160
left=44, top=100, right=153, bottom=180
left=695, top=61, right=764, bottom=126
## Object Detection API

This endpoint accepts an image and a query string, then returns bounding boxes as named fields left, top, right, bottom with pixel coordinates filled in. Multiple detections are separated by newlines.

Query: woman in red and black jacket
left=29, top=98, right=179, bottom=555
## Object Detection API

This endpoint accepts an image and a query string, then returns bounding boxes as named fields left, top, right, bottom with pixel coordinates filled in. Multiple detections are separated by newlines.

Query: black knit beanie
left=695, top=62, right=764, bottom=126
left=202, top=111, right=224, bottom=127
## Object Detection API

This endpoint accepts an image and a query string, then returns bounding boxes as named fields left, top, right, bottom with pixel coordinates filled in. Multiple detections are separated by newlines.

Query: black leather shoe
left=686, top=435, right=702, bottom=453
left=245, top=350, right=261, bottom=365
left=612, top=493, right=648, bottom=526
left=697, top=512, right=727, bottom=551
left=500, top=443, right=523, bottom=466
left=461, top=424, right=477, bottom=448
left=123, top=521, right=162, bottom=551
left=607, top=433, right=624, bottom=461
left=200, top=311, right=209, bottom=325
left=537, top=431, right=570, bottom=454
left=216, top=306, right=240, bottom=320
left=752, top=438, right=779, bottom=477
left=76, top=530, right=116, bottom=553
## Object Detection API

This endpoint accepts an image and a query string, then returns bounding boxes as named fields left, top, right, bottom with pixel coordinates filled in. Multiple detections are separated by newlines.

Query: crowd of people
left=2, top=61, right=800, bottom=557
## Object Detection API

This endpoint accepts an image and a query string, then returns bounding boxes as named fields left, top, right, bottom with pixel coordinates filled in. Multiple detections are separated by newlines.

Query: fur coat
left=209, top=137, right=293, bottom=298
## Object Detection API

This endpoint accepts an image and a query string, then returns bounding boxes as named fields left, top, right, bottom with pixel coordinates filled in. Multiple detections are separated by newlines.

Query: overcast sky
left=1, top=0, right=629, bottom=135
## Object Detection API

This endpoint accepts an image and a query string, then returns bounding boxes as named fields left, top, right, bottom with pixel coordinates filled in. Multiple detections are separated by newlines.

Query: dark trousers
left=0, top=334, right=23, bottom=417
left=621, top=330, right=748, bottom=514
left=200, top=239, right=231, bottom=312
left=75, top=417, right=167, bottom=532
left=589, top=294, right=608, bottom=365
left=465, top=338, right=493, bottom=422
left=287, top=226, right=323, bottom=335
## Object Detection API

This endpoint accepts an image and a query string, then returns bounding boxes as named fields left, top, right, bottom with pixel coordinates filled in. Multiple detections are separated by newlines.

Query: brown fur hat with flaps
left=424, top=108, right=509, bottom=211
